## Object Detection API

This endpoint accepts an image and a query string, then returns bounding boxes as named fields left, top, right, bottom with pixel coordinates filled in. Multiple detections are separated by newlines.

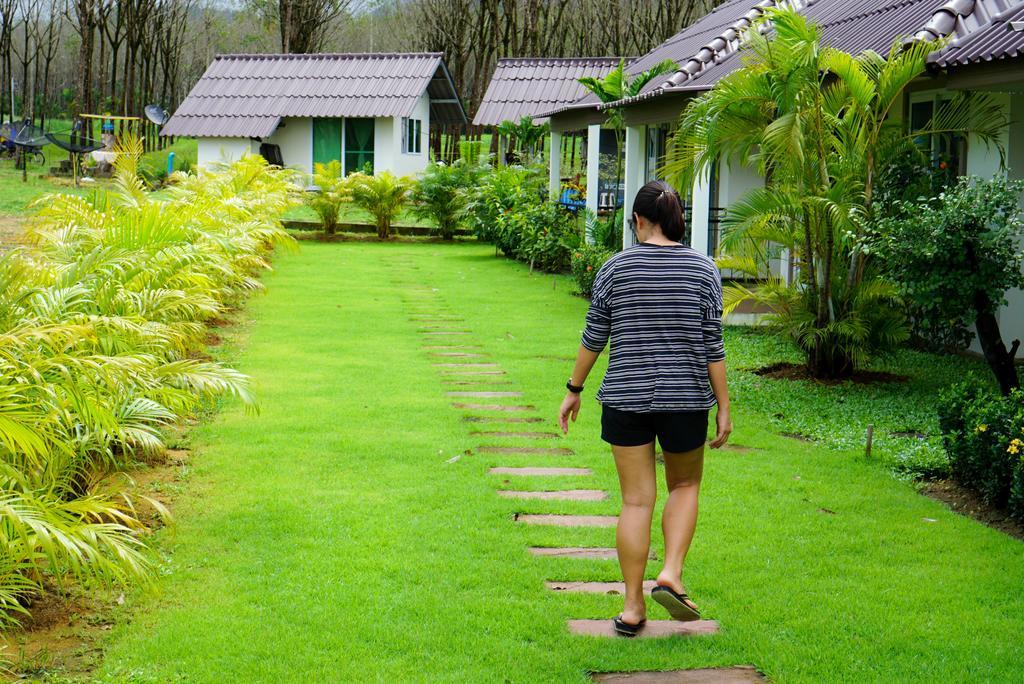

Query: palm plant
left=496, top=116, right=550, bottom=165
left=663, top=8, right=1006, bottom=379
left=309, top=160, right=349, bottom=235
left=347, top=171, right=411, bottom=239
left=578, top=58, right=677, bottom=193
left=0, top=153, right=299, bottom=627
left=410, top=160, right=484, bottom=240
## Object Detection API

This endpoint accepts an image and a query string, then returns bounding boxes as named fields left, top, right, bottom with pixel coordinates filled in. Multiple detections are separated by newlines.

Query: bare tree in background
left=68, top=0, right=99, bottom=116
left=249, top=0, right=354, bottom=53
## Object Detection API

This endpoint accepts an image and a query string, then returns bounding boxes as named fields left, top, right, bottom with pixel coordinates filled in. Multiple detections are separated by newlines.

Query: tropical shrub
left=870, top=176, right=1024, bottom=394
left=463, top=164, right=545, bottom=243
left=495, top=116, right=549, bottom=165
left=0, top=153, right=298, bottom=627
left=938, top=382, right=1024, bottom=520
left=664, top=7, right=1006, bottom=379
left=571, top=244, right=613, bottom=296
left=584, top=207, right=623, bottom=251
left=309, top=160, right=349, bottom=235
left=495, top=200, right=582, bottom=272
left=347, top=171, right=411, bottom=239
left=410, top=159, right=484, bottom=240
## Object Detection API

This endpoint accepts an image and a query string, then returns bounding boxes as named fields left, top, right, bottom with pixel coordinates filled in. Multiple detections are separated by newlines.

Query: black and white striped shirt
left=581, top=243, right=725, bottom=412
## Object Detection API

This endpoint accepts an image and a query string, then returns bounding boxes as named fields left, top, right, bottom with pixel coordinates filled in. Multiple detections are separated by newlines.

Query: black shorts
left=601, top=405, right=709, bottom=453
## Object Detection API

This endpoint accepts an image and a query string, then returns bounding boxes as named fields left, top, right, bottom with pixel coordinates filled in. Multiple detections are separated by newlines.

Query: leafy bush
left=494, top=200, right=581, bottom=272
left=0, top=154, right=298, bottom=626
left=585, top=207, right=623, bottom=251
left=938, top=382, right=1024, bottom=519
left=464, top=165, right=544, bottom=243
left=347, top=171, right=410, bottom=239
left=409, top=160, right=483, bottom=240
left=871, top=176, right=1024, bottom=393
left=571, top=244, right=613, bottom=296
left=309, top=160, right=349, bottom=235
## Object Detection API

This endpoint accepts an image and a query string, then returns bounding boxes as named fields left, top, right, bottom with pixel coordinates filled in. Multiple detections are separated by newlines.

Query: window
left=402, top=117, right=422, bottom=154
left=908, top=92, right=965, bottom=178
left=344, top=118, right=375, bottom=175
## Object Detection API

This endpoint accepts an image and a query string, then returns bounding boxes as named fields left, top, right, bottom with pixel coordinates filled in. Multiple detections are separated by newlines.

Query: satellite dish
left=144, top=104, right=170, bottom=126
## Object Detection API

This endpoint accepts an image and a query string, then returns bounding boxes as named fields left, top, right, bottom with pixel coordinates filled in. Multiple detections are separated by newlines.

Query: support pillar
left=689, top=166, right=711, bottom=255
left=548, top=129, right=562, bottom=200
left=622, top=124, right=646, bottom=248
left=585, top=124, right=601, bottom=238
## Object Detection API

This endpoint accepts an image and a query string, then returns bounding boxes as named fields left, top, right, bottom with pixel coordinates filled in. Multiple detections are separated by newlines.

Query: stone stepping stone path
left=591, top=667, right=766, bottom=682
left=529, top=547, right=657, bottom=560
left=476, top=431, right=561, bottom=439
left=453, top=403, right=535, bottom=412
left=498, top=489, right=607, bottom=501
left=391, top=265, right=735, bottom=678
left=478, top=446, right=573, bottom=455
left=546, top=580, right=656, bottom=594
left=569, top=620, right=720, bottom=639
left=515, top=514, right=618, bottom=527
left=490, top=466, right=591, bottom=476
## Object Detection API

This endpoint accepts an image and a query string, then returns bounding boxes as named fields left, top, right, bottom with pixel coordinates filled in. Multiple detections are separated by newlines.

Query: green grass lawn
left=92, top=242, right=1023, bottom=683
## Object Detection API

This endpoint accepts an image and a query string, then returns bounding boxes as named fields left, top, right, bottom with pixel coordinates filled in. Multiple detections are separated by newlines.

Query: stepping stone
left=546, top=580, right=656, bottom=594
left=515, top=514, right=617, bottom=527
left=528, top=547, right=620, bottom=559
left=433, top=363, right=500, bottom=368
left=465, top=415, right=543, bottom=423
left=422, top=331, right=471, bottom=335
left=422, top=345, right=483, bottom=349
left=448, top=391, right=523, bottom=397
left=442, top=370, right=507, bottom=376
left=444, top=380, right=513, bottom=387
left=453, top=404, right=535, bottom=412
left=430, top=353, right=485, bottom=358
left=591, top=667, right=765, bottom=682
left=478, top=446, right=572, bottom=455
left=499, top=489, right=607, bottom=501
left=721, top=444, right=757, bottom=454
left=490, top=467, right=591, bottom=476
left=530, top=547, right=657, bottom=560
left=568, top=619, right=719, bottom=638
left=476, top=431, right=560, bottom=439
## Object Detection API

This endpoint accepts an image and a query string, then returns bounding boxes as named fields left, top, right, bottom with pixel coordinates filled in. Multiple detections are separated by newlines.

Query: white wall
left=387, top=92, right=431, bottom=177
left=262, top=117, right=313, bottom=176
left=197, top=138, right=255, bottom=169
left=999, top=94, right=1024, bottom=350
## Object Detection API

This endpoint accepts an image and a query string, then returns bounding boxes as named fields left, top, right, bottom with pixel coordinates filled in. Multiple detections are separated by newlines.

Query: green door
left=344, top=119, right=375, bottom=175
left=313, top=118, right=343, bottom=168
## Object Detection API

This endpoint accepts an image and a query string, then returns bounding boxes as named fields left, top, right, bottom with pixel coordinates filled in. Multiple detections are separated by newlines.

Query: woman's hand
left=558, top=392, right=582, bottom=434
left=708, top=407, right=732, bottom=448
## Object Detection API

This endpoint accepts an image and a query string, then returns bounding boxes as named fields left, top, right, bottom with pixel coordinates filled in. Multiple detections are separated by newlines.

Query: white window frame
left=401, top=117, right=422, bottom=155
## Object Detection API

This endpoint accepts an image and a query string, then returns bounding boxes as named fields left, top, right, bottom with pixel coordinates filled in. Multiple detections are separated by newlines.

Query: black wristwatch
left=566, top=379, right=584, bottom=394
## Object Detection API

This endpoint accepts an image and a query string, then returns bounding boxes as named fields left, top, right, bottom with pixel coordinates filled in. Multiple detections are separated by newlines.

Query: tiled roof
left=472, top=57, right=624, bottom=126
left=932, top=1, right=1024, bottom=66
left=162, top=52, right=466, bottom=138
left=548, top=0, right=1024, bottom=115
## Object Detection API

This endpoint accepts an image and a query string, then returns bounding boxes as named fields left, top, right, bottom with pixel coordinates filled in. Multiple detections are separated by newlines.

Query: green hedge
left=938, top=382, right=1024, bottom=519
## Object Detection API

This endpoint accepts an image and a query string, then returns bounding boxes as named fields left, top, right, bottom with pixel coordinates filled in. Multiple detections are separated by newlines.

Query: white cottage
left=162, top=52, right=467, bottom=176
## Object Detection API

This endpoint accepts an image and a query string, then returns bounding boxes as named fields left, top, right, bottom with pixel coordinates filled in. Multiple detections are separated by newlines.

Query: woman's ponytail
left=631, top=180, right=686, bottom=242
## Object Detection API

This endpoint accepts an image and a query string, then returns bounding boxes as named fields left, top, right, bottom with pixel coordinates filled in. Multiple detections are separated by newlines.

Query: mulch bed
left=752, top=362, right=909, bottom=385
left=919, top=479, right=1024, bottom=541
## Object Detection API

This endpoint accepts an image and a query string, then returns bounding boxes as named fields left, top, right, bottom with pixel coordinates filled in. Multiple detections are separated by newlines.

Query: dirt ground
left=920, top=479, right=1024, bottom=541
left=0, top=215, right=25, bottom=248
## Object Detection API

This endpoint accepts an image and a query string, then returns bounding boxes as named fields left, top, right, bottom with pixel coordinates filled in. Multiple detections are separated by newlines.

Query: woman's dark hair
left=631, top=180, right=686, bottom=242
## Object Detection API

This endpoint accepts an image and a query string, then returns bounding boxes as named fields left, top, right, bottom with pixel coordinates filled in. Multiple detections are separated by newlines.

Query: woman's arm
left=707, top=360, right=732, bottom=448
left=558, top=346, right=601, bottom=433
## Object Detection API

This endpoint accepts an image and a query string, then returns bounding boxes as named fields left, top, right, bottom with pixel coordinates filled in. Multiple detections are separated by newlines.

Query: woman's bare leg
left=612, top=442, right=657, bottom=625
left=656, top=445, right=704, bottom=610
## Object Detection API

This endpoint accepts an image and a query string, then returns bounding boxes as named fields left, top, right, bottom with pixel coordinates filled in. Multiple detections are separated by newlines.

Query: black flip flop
left=651, top=585, right=701, bottom=622
left=612, top=615, right=646, bottom=637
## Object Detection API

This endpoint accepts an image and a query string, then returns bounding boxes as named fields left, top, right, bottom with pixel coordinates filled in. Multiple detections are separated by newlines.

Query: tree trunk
left=974, top=295, right=1021, bottom=396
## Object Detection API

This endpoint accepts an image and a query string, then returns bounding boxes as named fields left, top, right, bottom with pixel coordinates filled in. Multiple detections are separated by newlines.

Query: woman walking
left=558, top=180, right=731, bottom=637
